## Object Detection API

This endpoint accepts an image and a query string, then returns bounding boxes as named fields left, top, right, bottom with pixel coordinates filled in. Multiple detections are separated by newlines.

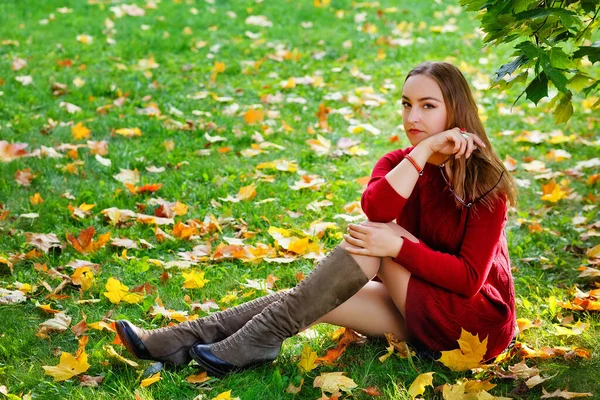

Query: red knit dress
left=361, top=147, right=516, bottom=360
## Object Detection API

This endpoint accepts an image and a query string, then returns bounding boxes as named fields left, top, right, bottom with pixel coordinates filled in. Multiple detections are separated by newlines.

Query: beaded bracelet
left=404, top=154, right=423, bottom=176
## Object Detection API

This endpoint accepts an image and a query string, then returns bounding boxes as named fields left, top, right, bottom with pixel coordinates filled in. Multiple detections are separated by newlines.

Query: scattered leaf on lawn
left=139, top=372, right=161, bottom=387
left=438, top=328, right=488, bottom=371
left=43, top=336, right=90, bottom=381
left=408, top=372, right=435, bottom=399
left=313, top=372, right=357, bottom=394
left=297, top=344, right=318, bottom=373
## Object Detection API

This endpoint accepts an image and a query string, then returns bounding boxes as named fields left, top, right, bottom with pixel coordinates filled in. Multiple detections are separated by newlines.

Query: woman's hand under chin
left=419, top=127, right=486, bottom=160
left=344, top=221, right=404, bottom=258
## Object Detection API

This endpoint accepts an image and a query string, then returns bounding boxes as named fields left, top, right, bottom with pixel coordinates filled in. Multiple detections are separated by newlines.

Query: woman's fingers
left=348, top=223, right=370, bottom=234
left=465, top=137, right=477, bottom=158
left=343, top=234, right=364, bottom=247
left=344, top=245, right=369, bottom=256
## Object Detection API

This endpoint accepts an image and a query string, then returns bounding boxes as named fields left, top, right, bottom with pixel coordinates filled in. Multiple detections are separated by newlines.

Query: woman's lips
left=408, top=129, right=423, bottom=134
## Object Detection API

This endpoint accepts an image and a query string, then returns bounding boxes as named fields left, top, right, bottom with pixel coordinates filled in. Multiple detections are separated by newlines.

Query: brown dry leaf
left=79, top=375, right=105, bottom=387
left=111, top=238, right=139, bottom=249
left=525, top=372, right=558, bottom=389
left=316, top=103, right=330, bottom=130
left=361, top=386, right=383, bottom=396
left=113, top=168, right=140, bottom=185
left=438, top=329, right=488, bottom=371
left=286, top=378, right=304, bottom=394
left=313, top=372, right=357, bottom=394
left=541, top=387, right=593, bottom=399
left=26, top=233, right=62, bottom=253
left=516, top=342, right=592, bottom=360
left=15, top=168, right=35, bottom=186
left=72, top=314, right=88, bottom=337
left=0, top=140, right=29, bottom=162
left=38, top=312, right=71, bottom=338
left=508, top=360, right=540, bottom=379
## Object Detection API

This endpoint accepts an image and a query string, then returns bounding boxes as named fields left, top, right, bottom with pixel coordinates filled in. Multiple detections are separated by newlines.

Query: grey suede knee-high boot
left=115, top=290, right=286, bottom=366
left=189, top=246, right=369, bottom=376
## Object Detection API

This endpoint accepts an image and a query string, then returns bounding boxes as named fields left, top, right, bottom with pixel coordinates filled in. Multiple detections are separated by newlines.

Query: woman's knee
left=339, top=239, right=382, bottom=278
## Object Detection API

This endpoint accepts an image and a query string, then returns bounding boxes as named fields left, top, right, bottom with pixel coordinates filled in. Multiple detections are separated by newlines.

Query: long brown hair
left=405, top=62, right=517, bottom=209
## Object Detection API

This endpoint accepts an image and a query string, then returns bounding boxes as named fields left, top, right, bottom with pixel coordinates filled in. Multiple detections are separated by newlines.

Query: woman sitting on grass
left=116, top=61, right=517, bottom=376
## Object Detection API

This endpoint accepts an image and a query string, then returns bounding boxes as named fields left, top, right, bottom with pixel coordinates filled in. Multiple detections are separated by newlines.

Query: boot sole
left=189, top=346, right=239, bottom=377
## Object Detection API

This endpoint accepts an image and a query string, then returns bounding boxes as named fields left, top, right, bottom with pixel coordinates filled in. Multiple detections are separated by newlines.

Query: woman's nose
left=408, top=108, right=420, bottom=123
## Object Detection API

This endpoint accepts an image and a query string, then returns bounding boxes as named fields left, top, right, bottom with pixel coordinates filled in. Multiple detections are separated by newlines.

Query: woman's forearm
left=384, top=143, right=433, bottom=198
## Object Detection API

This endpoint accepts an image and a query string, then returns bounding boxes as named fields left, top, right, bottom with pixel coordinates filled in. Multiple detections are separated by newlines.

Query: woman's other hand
left=344, top=221, right=404, bottom=258
left=420, top=127, right=486, bottom=159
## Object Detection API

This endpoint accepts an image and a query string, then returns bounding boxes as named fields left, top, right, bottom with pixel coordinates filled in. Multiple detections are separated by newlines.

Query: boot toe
left=115, top=320, right=152, bottom=360
left=189, top=344, right=237, bottom=377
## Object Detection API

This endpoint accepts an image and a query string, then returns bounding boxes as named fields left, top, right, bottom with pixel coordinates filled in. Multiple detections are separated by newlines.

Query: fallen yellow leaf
left=72, top=122, right=91, bottom=140
left=408, top=372, right=435, bottom=399
left=140, top=372, right=161, bottom=388
left=103, top=277, right=144, bottom=304
left=297, top=345, right=318, bottom=373
left=182, top=270, right=209, bottom=289
left=42, top=336, right=90, bottom=381
left=114, top=127, right=142, bottom=137
left=438, top=329, right=488, bottom=371
left=30, top=193, right=44, bottom=205
left=212, top=390, right=240, bottom=400
left=71, top=267, right=95, bottom=291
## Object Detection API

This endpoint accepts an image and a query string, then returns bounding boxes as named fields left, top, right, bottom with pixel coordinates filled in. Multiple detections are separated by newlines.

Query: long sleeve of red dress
left=361, top=148, right=410, bottom=222
left=393, top=198, right=507, bottom=298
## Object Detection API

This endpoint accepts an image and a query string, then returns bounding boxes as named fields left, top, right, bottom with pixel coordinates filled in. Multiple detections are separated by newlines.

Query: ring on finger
left=461, top=133, right=469, bottom=139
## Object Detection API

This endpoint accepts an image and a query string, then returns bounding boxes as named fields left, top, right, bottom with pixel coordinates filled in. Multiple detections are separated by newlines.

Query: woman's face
left=401, top=74, right=448, bottom=147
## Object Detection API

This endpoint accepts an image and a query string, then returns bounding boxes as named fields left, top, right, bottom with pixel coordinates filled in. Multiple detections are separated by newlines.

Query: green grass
left=1, top=0, right=599, bottom=399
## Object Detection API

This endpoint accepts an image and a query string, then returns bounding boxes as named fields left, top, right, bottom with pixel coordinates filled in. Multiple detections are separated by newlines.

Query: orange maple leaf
left=67, top=227, right=111, bottom=253
left=316, top=329, right=363, bottom=365
left=244, top=108, right=264, bottom=124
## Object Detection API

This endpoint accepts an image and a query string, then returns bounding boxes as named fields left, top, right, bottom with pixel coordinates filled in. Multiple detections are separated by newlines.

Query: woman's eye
left=401, top=102, right=411, bottom=108
left=423, top=104, right=435, bottom=109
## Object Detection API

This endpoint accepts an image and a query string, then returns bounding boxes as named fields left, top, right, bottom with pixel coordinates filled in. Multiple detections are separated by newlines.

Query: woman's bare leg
left=301, top=238, right=408, bottom=339
left=315, top=222, right=418, bottom=332
left=376, top=222, right=418, bottom=317
left=314, top=281, right=408, bottom=338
